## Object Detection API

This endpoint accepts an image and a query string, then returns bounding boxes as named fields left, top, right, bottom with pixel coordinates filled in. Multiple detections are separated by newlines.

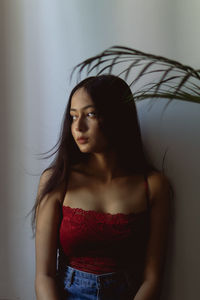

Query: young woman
left=32, top=75, right=171, bottom=300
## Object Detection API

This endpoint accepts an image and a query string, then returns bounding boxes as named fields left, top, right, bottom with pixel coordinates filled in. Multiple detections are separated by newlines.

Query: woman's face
left=70, top=87, right=108, bottom=153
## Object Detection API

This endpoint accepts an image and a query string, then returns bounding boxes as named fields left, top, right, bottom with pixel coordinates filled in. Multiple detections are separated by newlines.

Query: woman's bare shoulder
left=147, top=171, right=171, bottom=205
left=147, top=170, right=170, bottom=182
left=40, top=167, right=54, bottom=182
left=38, top=168, right=54, bottom=195
left=38, top=167, right=65, bottom=205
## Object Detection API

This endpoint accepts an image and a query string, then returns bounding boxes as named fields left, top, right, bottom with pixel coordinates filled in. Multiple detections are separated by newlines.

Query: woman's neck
left=83, top=151, right=128, bottom=183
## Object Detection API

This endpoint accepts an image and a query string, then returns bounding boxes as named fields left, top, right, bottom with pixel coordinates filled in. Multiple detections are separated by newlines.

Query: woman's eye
left=70, top=112, right=96, bottom=121
left=71, top=115, right=77, bottom=121
left=87, top=112, right=96, bottom=117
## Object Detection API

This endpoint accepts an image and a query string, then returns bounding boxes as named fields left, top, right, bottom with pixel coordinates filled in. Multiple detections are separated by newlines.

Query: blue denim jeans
left=57, top=265, right=140, bottom=300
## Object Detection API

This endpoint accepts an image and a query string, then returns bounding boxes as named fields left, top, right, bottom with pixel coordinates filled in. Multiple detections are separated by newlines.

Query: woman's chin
left=78, top=144, right=92, bottom=153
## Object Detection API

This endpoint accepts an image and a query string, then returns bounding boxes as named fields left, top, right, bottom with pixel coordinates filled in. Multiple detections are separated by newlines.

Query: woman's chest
left=62, top=173, right=148, bottom=215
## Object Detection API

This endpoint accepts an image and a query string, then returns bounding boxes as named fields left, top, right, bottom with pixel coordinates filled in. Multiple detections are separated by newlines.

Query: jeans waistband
left=66, top=265, right=127, bottom=280
left=64, top=265, right=130, bottom=289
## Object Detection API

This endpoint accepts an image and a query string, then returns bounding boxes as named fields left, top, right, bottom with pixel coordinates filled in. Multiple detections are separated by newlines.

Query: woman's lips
left=77, top=138, right=88, bottom=144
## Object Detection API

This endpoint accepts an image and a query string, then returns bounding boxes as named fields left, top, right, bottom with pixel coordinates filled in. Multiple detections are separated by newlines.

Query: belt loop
left=66, top=269, right=75, bottom=287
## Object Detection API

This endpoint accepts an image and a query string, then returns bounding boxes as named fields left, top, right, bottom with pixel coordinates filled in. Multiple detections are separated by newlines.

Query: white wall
left=0, top=0, right=200, bottom=299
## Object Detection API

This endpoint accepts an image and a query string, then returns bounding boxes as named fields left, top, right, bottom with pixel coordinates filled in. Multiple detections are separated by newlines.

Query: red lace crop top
left=58, top=178, right=150, bottom=275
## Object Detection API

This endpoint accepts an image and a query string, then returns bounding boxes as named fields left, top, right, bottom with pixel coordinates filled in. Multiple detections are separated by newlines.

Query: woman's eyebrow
left=70, top=105, right=95, bottom=111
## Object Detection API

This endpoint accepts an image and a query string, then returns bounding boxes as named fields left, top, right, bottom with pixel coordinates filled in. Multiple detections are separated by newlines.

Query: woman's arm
left=35, top=170, right=62, bottom=300
left=133, top=172, right=171, bottom=300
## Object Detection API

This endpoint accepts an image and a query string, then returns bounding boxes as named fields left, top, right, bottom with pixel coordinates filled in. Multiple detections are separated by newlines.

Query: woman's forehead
left=70, top=88, right=94, bottom=109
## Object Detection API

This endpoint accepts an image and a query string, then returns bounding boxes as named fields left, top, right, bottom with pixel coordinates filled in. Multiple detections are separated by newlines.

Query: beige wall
left=0, top=0, right=200, bottom=299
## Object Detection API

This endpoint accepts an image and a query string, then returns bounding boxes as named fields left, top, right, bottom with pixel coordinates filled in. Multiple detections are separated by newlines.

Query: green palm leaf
left=70, top=45, right=200, bottom=105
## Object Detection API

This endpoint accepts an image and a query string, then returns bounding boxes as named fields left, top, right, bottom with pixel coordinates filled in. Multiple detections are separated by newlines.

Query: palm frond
left=70, top=45, right=200, bottom=105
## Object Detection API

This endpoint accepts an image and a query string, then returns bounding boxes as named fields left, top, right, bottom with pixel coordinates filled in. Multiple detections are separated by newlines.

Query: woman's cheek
left=71, top=125, right=75, bottom=139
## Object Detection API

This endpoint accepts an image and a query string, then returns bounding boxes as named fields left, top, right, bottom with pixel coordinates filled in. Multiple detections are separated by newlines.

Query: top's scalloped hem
left=62, top=205, right=148, bottom=218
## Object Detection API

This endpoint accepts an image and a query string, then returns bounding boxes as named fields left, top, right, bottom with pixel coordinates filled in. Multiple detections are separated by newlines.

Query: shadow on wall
left=0, top=0, right=17, bottom=297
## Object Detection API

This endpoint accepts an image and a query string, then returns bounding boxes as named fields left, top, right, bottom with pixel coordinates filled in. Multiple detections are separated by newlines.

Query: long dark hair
left=29, top=74, right=158, bottom=237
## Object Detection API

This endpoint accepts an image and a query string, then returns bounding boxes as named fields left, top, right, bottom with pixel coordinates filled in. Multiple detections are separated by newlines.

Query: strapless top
left=58, top=179, right=150, bottom=275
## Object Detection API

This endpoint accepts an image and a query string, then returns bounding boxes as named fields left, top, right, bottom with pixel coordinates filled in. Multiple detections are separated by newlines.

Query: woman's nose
left=75, top=116, right=87, bottom=132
